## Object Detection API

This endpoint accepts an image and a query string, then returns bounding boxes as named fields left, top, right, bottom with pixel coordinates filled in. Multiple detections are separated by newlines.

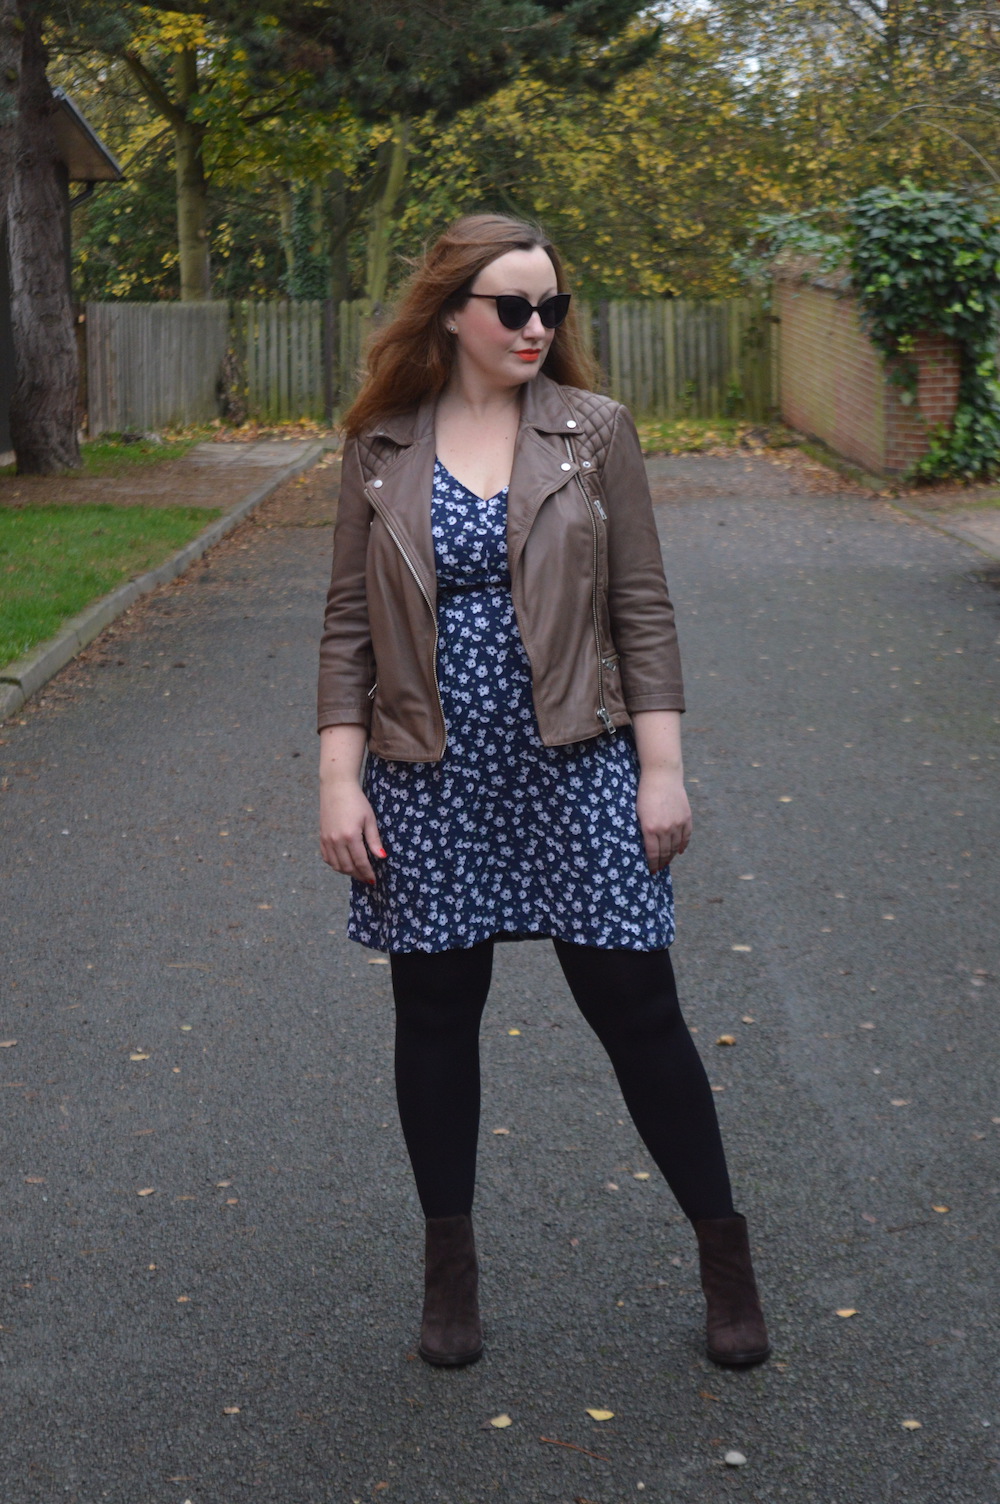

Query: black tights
left=389, top=939, right=734, bottom=1225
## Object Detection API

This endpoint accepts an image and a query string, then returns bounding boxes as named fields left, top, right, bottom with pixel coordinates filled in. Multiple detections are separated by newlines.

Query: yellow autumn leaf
left=633, top=1171, right=650, bottom=1180
left=223, top=1406, right=240, bottom=1415
left=836, top=1308, right=857, bottom=1318
left=901, top=1419, right=922, bottom=1431
left=130, top=1052, right=151, bottom=1061
left=492, top=1127, right=510, bottom=1135
left=716, top=1034, right=736, bottom=1046
left=508, top=1028, right=521, bottom=1036
left=931, top=1205, right=949, bottom=1214
left=731, top=944, right=752, bottom=952
left=489, top=1414, right=513, bottom=1428
left=586, top=1409, right=615, bottom=1421
left=136, top=1187, right=155, bottom=1196
left=0, top=1040, right=18, bottom=1048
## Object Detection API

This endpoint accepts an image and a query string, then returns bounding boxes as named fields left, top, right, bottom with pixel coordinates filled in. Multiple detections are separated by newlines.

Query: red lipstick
left=515, top=350, right=540, bottom=362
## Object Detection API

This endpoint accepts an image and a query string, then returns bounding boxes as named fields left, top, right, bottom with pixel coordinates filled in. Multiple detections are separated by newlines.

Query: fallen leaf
left=778, top=796, right=793, bottom=803
left=633, top=1171, right=650, bottom=1180
left=540, top=1436, right=610, bottom=1462
left=836, top=1308, right=857, bottom=1318
left=711, top=1084, right=725, bottom=1092
left=180, top=1025, right=193, bottom=1032
left=177, top=1295, right=191, bottom=1303
left=586, top=1409, right=615, bottom=1421
left=932, top=1205, right=949, bottom=1214
left=731, top=944, right=752, bottom=952
left=742, top=1015, right=755, bottom=1023
left=257, top=903, right=271, bottom=909
left=605, top=1181, right=619, bottom=1191
left=716, top=1034, right=736, bottom=1046
left=223, top=1406, right=240, bottom=1415
left=508, top=1028, right=521, bottom=1036
left=859, top=1022, right=876, bottom=1029
left=374, top=1485, right=388, bottom=1493
left=738, top=873, right=754, bottom=880
left=0, top=1040, right=18, bottom=1048
left=225, top=1198, right=239, bottom=1205
left=724, top=1450, right=747, bottom=1466
left=861, top=1213, right=877, bottom=1224
left=130, top=1052, right=150, bottom=1061
left=368, top=958, right=389, bottom=965
left=492, top=1127, right=510, bottom=1135
left=699, top=1390, right=719, bottom=1401
left=136, top=1187, right=155, bottom=1197
left=891, top=1099, right=910, bottom=1107
left=216, top=1180, right=232, bottom=1187
left=882, top=913, right=895, bottom=921
left=489, top=1414, right=513, bottom=1428
left=901, top=1419, right=922, bottom=1431
left=24, top=1176, right=45, bottom=1184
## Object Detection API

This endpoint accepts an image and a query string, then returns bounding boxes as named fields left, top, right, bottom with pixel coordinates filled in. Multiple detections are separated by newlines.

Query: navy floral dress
left=348, top=460, right=675, bottom=954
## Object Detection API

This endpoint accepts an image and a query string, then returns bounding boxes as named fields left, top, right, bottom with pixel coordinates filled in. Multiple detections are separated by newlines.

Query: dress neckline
left=434, top=456, right=509, bottom=505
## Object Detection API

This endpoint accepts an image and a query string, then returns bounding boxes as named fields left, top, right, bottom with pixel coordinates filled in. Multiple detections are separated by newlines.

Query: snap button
left=560, top=461, right=572, bottom=471
left=566, top=419, right=577, bottom=428
left=372, top=478, right=383, bottom=488
left=582, top=461, right=591, bottom=468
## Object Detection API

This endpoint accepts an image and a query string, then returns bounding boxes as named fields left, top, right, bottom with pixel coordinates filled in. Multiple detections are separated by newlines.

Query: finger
left=363, top=812, right=386, bottom=861
left=347, top=833, right=376, bottom=885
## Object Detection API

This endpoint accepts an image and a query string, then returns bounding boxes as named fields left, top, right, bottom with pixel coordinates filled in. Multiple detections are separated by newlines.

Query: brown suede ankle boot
left=417, top=1213, right=484, bottom=1367
left=694, top=1213, right=770, bottom=1367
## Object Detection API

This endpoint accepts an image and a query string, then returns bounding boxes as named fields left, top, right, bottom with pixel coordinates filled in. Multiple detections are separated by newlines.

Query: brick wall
left=775, top=277, right=961, bottom=476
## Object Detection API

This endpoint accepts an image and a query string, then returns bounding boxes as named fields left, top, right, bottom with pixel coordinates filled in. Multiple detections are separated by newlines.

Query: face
left=447, top=245, right=559, bottom=390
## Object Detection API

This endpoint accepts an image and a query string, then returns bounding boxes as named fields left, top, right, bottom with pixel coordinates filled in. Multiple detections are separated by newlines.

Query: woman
left=317, top=215, right=769, bottom=1370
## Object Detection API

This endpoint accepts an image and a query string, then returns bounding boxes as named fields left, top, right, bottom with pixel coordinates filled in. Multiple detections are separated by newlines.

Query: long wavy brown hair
left=342, top=215, right=597, bottom=436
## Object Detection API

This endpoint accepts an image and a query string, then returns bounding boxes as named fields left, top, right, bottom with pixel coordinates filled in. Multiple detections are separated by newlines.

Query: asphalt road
left=1, top=454, right=997, bottom=1504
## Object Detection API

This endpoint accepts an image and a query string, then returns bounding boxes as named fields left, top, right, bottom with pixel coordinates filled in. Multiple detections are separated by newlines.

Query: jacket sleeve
left=317, top=437, right=376, bottom=733
left=602, top=404, right=685, bottom=714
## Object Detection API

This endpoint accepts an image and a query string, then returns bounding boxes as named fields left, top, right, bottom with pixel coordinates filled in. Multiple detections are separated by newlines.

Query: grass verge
left=0, top=432, right=206, bottom=480
left=634, top=416, right=797, bottom=454
left=0, top=504, right=219, bottom=667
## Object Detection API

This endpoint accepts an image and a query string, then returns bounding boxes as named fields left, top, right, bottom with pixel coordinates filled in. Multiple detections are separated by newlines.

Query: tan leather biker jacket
left=317, top=372, right=684, bottom=761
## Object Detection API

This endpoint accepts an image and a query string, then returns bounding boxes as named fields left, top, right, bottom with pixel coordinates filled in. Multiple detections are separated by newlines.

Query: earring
left=448, top=325, right=457, bottom=333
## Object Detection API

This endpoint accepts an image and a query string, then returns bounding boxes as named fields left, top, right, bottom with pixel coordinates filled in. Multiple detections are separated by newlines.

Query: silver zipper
left=564, top=436, right=615, bottom=737
left=366, top=486, right=447, bottom=756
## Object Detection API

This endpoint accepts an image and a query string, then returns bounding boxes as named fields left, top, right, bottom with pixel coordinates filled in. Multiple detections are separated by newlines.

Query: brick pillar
left=776, top=272, right=962, bottom=476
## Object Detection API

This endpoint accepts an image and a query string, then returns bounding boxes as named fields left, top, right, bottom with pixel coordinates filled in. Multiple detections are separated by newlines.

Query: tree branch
left=123, top=49, right=187, bottom=129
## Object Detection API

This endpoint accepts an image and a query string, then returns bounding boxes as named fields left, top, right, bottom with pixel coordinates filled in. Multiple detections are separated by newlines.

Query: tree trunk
left=327, top=168, right=352, bottom=305
left=277, top=179, right=295, bottom=290
left=0, top=0, right=20, bottom=214
left=174, top=46, right=210, bottom=302
left=8, top=1, right=79, bottom=474
left=363, top=117, right=410, bottom=312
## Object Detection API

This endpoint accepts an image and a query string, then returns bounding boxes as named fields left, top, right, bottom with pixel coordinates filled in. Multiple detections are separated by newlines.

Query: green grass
left=0, top=504, right=219, bottom=667
left=0, top=431, right=206, bottom=479
left=634, top=416, right=797, bottom=454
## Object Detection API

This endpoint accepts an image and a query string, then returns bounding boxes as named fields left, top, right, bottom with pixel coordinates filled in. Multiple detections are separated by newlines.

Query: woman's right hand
left=318, top=724, right=385, bottom=884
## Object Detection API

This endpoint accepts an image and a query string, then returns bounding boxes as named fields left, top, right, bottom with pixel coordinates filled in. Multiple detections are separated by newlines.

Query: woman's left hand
left=636, top=771, right=692, bottom=873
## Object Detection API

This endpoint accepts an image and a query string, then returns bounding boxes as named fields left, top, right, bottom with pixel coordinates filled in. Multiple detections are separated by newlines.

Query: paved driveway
left=0, top=454, right=997, bottom=1502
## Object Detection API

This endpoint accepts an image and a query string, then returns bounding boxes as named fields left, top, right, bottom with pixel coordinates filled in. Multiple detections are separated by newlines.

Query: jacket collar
left=362, top=371, right=578, bottom=445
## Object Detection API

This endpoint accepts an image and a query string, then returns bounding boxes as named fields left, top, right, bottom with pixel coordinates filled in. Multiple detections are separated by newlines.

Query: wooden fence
left=83, top=295, right=776, bottom=434
left=85, top=301, right=230, bottom=435
left=594, top=297, right=775, bottom=420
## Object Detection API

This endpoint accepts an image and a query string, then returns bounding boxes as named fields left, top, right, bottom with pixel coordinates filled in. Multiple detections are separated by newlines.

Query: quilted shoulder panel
left=355, top=434, right=399, bottom=481
left=561, top=386, right=622, bottom=471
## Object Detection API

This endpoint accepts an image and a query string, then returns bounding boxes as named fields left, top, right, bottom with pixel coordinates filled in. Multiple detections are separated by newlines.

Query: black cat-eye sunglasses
left=464, top=292, right=571, bottom=331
